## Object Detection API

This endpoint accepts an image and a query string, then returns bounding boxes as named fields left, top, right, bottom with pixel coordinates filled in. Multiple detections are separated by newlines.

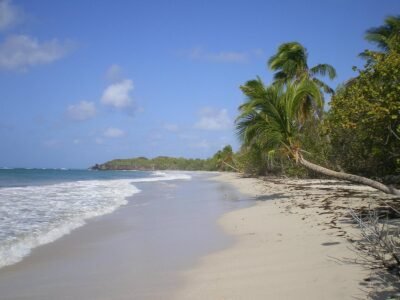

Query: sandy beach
left=1, top=171, right=397, bottom=299
left=176, top=172, right=398, bottom=299
left=0, top=172, right=251, bottom=300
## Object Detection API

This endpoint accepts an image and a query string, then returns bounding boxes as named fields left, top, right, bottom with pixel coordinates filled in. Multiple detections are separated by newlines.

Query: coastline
left=0, top=172, right=251, bottom=300
left=176, top=172, right=396, bottom=299
left=1, top=171, right=397, bottom=299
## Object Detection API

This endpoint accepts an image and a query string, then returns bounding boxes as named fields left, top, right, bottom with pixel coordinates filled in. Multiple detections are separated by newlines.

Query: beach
left=176, top=172, right=397, bottom=299
left=1, top=1, right=397, bottom=299
left=0, top=170, right=396, bottom=299
left=0, top=171, right=251, bottom=299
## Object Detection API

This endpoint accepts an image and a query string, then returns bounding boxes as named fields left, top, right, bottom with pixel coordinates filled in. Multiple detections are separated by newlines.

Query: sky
left=0, top=0, right=398, bottom=168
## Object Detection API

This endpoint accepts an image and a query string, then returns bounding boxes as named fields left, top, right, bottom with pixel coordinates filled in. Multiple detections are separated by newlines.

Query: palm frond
left=273, top=71, right=289, bottom=84
left=268, top=42, right=308, bottom=81
left=312, top=77, right=334, bottom=95
left=358, top=50, right=384, bottom=60
left=365, top=15, right=400, bottom=51
left=309, top=64, right=337, bottom=80
left=239, top=76, right=267, bottom=100
left=294, top=80, right=324, bottom=113
left=365, top=32, right=390, bottom=51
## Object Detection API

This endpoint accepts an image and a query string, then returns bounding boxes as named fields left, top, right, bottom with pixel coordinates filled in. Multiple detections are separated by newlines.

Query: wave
left=0, top=171, right=192, bottom=269
left=0, top=179, right=140, bottom=269
left=136, top=171, right=192, bottom=182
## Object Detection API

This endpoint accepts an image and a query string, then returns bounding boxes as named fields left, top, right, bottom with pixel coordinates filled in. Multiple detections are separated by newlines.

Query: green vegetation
left=328, top=50, right=400, bottom=178
left=363, top=15, right=400, bottom=55
left=213, top=145, right=240, bottom=172
left=233, top=15, right=400, bottom=195
left=268, top=41, right=336, bottom=94
left=91, top=156, right=219, bottom=171
left=94, top=16, right=399, bottom=194
left=91, top=146, right=240, bottom=171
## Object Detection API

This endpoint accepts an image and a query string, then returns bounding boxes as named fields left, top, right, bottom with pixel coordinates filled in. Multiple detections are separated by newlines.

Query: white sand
left=0, top=174, right=247, bottom=300
left=175, top=172, right=394, bottom=299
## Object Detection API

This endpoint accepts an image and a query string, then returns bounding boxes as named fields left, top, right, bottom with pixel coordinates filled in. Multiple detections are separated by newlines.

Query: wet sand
left=0, top=172, right=251, bottom=300
left=3, top=171, right=392, bottom=299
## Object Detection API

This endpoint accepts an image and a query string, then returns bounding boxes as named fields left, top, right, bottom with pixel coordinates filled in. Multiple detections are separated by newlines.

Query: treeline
left=91, top=145, right=238, bottom=172
left=93, top=16, right=399, bottom=192
left=91, top=156, right=219, bottom=171
left=224, top=16, right=400, bottom=193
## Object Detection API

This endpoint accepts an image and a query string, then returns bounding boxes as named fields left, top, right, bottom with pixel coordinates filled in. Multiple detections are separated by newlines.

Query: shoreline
left=0, top=172, right=250, bottom=300
left=1, top=171, right=397, bottom=299
left=176, top=172, right=397, bottom=299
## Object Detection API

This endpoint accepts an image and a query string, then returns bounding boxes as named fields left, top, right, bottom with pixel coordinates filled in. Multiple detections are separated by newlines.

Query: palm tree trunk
left=298, top=156, right=400, bottom=196
left=222, top=161, right=241, bottom=172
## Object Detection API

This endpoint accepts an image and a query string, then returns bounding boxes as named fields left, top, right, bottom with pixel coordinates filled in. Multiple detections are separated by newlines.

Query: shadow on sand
left=253, top=193, right=289, bottom=202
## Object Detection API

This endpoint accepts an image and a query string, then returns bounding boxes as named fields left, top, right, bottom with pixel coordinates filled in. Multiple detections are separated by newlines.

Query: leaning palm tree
left=215, top=145, right=240, bottom=172
left=236, top=78, right=400, bottom=195
left=268, top=42, right=336, bottom=94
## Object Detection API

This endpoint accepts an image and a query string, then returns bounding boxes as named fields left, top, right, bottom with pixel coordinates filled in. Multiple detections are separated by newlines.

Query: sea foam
left=0, top=171, right=191, bottom=269
left=0, top=179, right=140, bottom=268
left=137, top=171, right=192, bottom=182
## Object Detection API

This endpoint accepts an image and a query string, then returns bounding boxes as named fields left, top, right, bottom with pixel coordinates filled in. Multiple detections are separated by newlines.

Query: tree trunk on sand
left=299, top=156, right=400, bottom=196
left=222, top=161, right=241, bottom=172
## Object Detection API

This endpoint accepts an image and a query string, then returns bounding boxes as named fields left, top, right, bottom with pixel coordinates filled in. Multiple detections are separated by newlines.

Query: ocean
left=0, top=168, right=191, bottom=269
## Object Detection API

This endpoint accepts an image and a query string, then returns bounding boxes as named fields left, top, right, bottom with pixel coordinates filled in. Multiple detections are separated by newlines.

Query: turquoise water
left=0, top=168, right=152, bottom=187
left=0, top=169, right=191, bottom=268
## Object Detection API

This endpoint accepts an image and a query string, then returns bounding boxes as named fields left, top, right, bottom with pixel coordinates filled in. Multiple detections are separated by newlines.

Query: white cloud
left=0, top=0, right=21, bottom=31
left=66, top=101, right=96, bottom=121
left=195, top=107, right=232, bottom=130
left=73, top=139, right=80, bottom=144
left=103, top=127, right=125, bottom=138
left=101, top=79, right=134, bottom=109
left=163, top=123, right=179, bottom=132
left=0, top=35, right=71, bottom=70
left=106, top=64, right=123, bottom=82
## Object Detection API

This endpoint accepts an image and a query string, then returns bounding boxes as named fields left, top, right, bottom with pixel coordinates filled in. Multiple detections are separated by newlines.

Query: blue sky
left=0, top=0, right=398, bottom=168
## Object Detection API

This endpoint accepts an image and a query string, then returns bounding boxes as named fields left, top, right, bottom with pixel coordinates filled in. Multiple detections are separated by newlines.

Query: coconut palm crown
left=236, top=78, right=322, bottom=161
left=267, top=42, right=336, bottom=94
left=236, top=77, right=400, bottom=195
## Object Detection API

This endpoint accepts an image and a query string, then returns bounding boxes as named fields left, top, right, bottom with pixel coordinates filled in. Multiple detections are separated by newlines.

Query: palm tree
left=267, top=42, right=336, bottom=94
left=365, top=15, right=400, bottom=52
left=236, top=78, right=400, bottom=195
left=214, top=146, right=240, bottom=172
